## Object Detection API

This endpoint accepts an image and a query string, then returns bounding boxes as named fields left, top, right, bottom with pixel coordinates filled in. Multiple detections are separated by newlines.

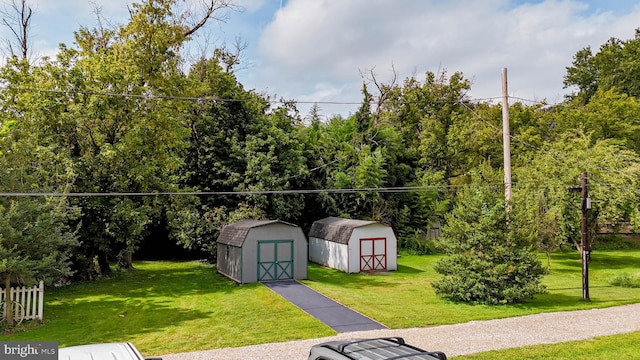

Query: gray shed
left=308, top=217, right=398, bottom=273
left=216, top=220, right=308, bottom=284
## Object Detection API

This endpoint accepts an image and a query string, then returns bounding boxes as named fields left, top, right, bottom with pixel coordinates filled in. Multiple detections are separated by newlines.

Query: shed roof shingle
left=217, top=220, right=295, bottom=247
left=308, top=217, right=381, bottom=244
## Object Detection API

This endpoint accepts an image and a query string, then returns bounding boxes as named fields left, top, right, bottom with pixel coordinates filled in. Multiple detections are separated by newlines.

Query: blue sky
left=512, top=0, right=637, bottom=14
left=4, top=0, right=640, bottom=117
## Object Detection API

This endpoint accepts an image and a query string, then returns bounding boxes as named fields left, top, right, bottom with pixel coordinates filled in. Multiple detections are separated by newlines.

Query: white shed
left=216, top=220, right=308, bottom=284
left=308, top=217, right=398, bottom=273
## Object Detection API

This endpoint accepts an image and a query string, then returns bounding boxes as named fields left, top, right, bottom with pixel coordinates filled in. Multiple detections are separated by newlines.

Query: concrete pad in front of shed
left=263, top=280, right=387, bottom=333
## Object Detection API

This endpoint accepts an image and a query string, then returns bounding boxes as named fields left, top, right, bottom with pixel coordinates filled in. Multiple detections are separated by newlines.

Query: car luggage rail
left=335, top=337, right=407, bottom=352
left=325, top=337, right=446, bottom=360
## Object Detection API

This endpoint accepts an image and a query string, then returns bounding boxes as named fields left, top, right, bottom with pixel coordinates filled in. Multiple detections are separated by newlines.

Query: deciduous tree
left=564, top=29, right=640, bottom=103
left=513, top=130, right=640, bottom=254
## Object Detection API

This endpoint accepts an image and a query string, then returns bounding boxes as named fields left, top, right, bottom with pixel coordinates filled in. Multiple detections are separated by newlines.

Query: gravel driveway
left=162, top=303, right=640, bottom=360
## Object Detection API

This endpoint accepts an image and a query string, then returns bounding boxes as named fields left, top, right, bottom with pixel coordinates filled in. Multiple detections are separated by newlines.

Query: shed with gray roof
left=308, top=217, right=397, bottom=273
left=216, top=220, right=308, bottom=284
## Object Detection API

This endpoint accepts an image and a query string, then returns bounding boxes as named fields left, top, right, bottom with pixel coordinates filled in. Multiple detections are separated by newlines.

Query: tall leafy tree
left=368, top=71, right=473, bottom=247
left=446, top=102, right=503, bottom=172
left=59, top=10, right=188, bottom=271
left=169, top=57, right=253, bottom=256
left=549, top=89, right=640, bottom=154
left=169, top=55, right=297, bottom=258
left=565, top=29, right=640, bottom=103
left=513, top=130, right=640, bottom=254
left=0, top=0, right=232, bottom=275
left=376, top=70, right=471, bottom=178
left=297, top=79, right=456, bottom=248
left=295, top=106, right=340, bottom=230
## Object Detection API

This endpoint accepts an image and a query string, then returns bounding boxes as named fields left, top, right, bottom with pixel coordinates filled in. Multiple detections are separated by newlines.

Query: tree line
left=1, top=0, right=639, bottom=303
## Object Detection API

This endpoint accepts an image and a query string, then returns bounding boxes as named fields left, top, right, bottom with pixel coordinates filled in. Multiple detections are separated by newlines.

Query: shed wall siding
left=216, top=243, right=243, bottom=282
left=309, top=237, right=349, bottom=272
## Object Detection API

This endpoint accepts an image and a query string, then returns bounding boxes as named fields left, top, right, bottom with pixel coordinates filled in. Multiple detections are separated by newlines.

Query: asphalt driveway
left=262, top=280, right=387, bottom=333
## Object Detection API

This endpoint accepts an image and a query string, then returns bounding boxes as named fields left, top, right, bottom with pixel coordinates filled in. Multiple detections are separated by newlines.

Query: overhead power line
left=0, top=187, right=450, bottom=198
left=1, top=85, right=557, bottom=107
left=0, top=180, right=577, bottom=198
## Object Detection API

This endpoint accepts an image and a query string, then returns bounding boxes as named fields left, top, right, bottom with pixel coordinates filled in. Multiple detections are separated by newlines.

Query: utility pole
left=569, top=172, right=590, bottom=301
left=580, top=172, right=590, bottom=301
left=501, top=68, right=512, bottom=206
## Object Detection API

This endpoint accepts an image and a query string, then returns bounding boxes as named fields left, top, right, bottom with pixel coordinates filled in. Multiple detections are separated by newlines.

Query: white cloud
left=249, top=0, right=640, bottom=116
left=4, top=0, right=640, bottom=117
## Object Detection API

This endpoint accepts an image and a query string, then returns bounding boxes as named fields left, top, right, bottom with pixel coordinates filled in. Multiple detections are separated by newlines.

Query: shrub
left=610, top=272, right=640, bottom=288
left=400, top=230, right=439, bottom=255
left=433, top=248, right=546, bottom=304
left=595, top=234, right=640, bottom=250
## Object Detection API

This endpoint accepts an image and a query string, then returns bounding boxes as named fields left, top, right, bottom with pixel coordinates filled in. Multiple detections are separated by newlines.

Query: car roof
left=312, top=337, right=444, bottom=360
left=58, top=342, right=144, bottom=360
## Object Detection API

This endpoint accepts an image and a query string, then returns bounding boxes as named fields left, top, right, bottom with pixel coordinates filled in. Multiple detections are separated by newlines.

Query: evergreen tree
left=433, top=166, right=546, bottom=305
left=0, top=114, right=79, bottom=327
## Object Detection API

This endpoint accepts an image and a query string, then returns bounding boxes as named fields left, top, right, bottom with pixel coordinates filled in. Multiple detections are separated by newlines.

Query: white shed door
left=360, top=238, right=387, bottom=271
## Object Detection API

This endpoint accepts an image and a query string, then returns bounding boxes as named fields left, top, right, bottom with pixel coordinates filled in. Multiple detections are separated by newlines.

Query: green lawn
left=302, top=250, right=640, bottom=328
left=1, top=250, right=639, bottom=357
left=452, top=331, right=640, bottom=359
left=0, top=261, right=333, bottom=355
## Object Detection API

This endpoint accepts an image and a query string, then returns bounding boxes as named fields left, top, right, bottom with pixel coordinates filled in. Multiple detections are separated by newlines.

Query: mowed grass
left=302, top=250, right=640, bottom=328
left=1, top=250, right=639, bottom=357
left=0, top=261, right=333, bottom=356
left=453, top=331, right=640, bottom=359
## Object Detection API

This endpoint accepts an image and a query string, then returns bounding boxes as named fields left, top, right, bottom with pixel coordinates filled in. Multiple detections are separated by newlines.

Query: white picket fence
left=0, top=281, right=44, bottom=321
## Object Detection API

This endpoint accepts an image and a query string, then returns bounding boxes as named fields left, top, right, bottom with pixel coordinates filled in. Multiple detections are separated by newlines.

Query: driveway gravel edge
left=161, top=303, right=640, bottom=360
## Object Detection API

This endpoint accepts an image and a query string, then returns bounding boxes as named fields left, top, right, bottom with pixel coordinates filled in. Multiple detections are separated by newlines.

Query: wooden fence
left=0, top=281, right=44, bottom=321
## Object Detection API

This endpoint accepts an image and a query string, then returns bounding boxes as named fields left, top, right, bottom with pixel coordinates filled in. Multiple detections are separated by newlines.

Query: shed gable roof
left=217, top=220, right=296, bottom=247
left=308, top=217, right=381, bottom=244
